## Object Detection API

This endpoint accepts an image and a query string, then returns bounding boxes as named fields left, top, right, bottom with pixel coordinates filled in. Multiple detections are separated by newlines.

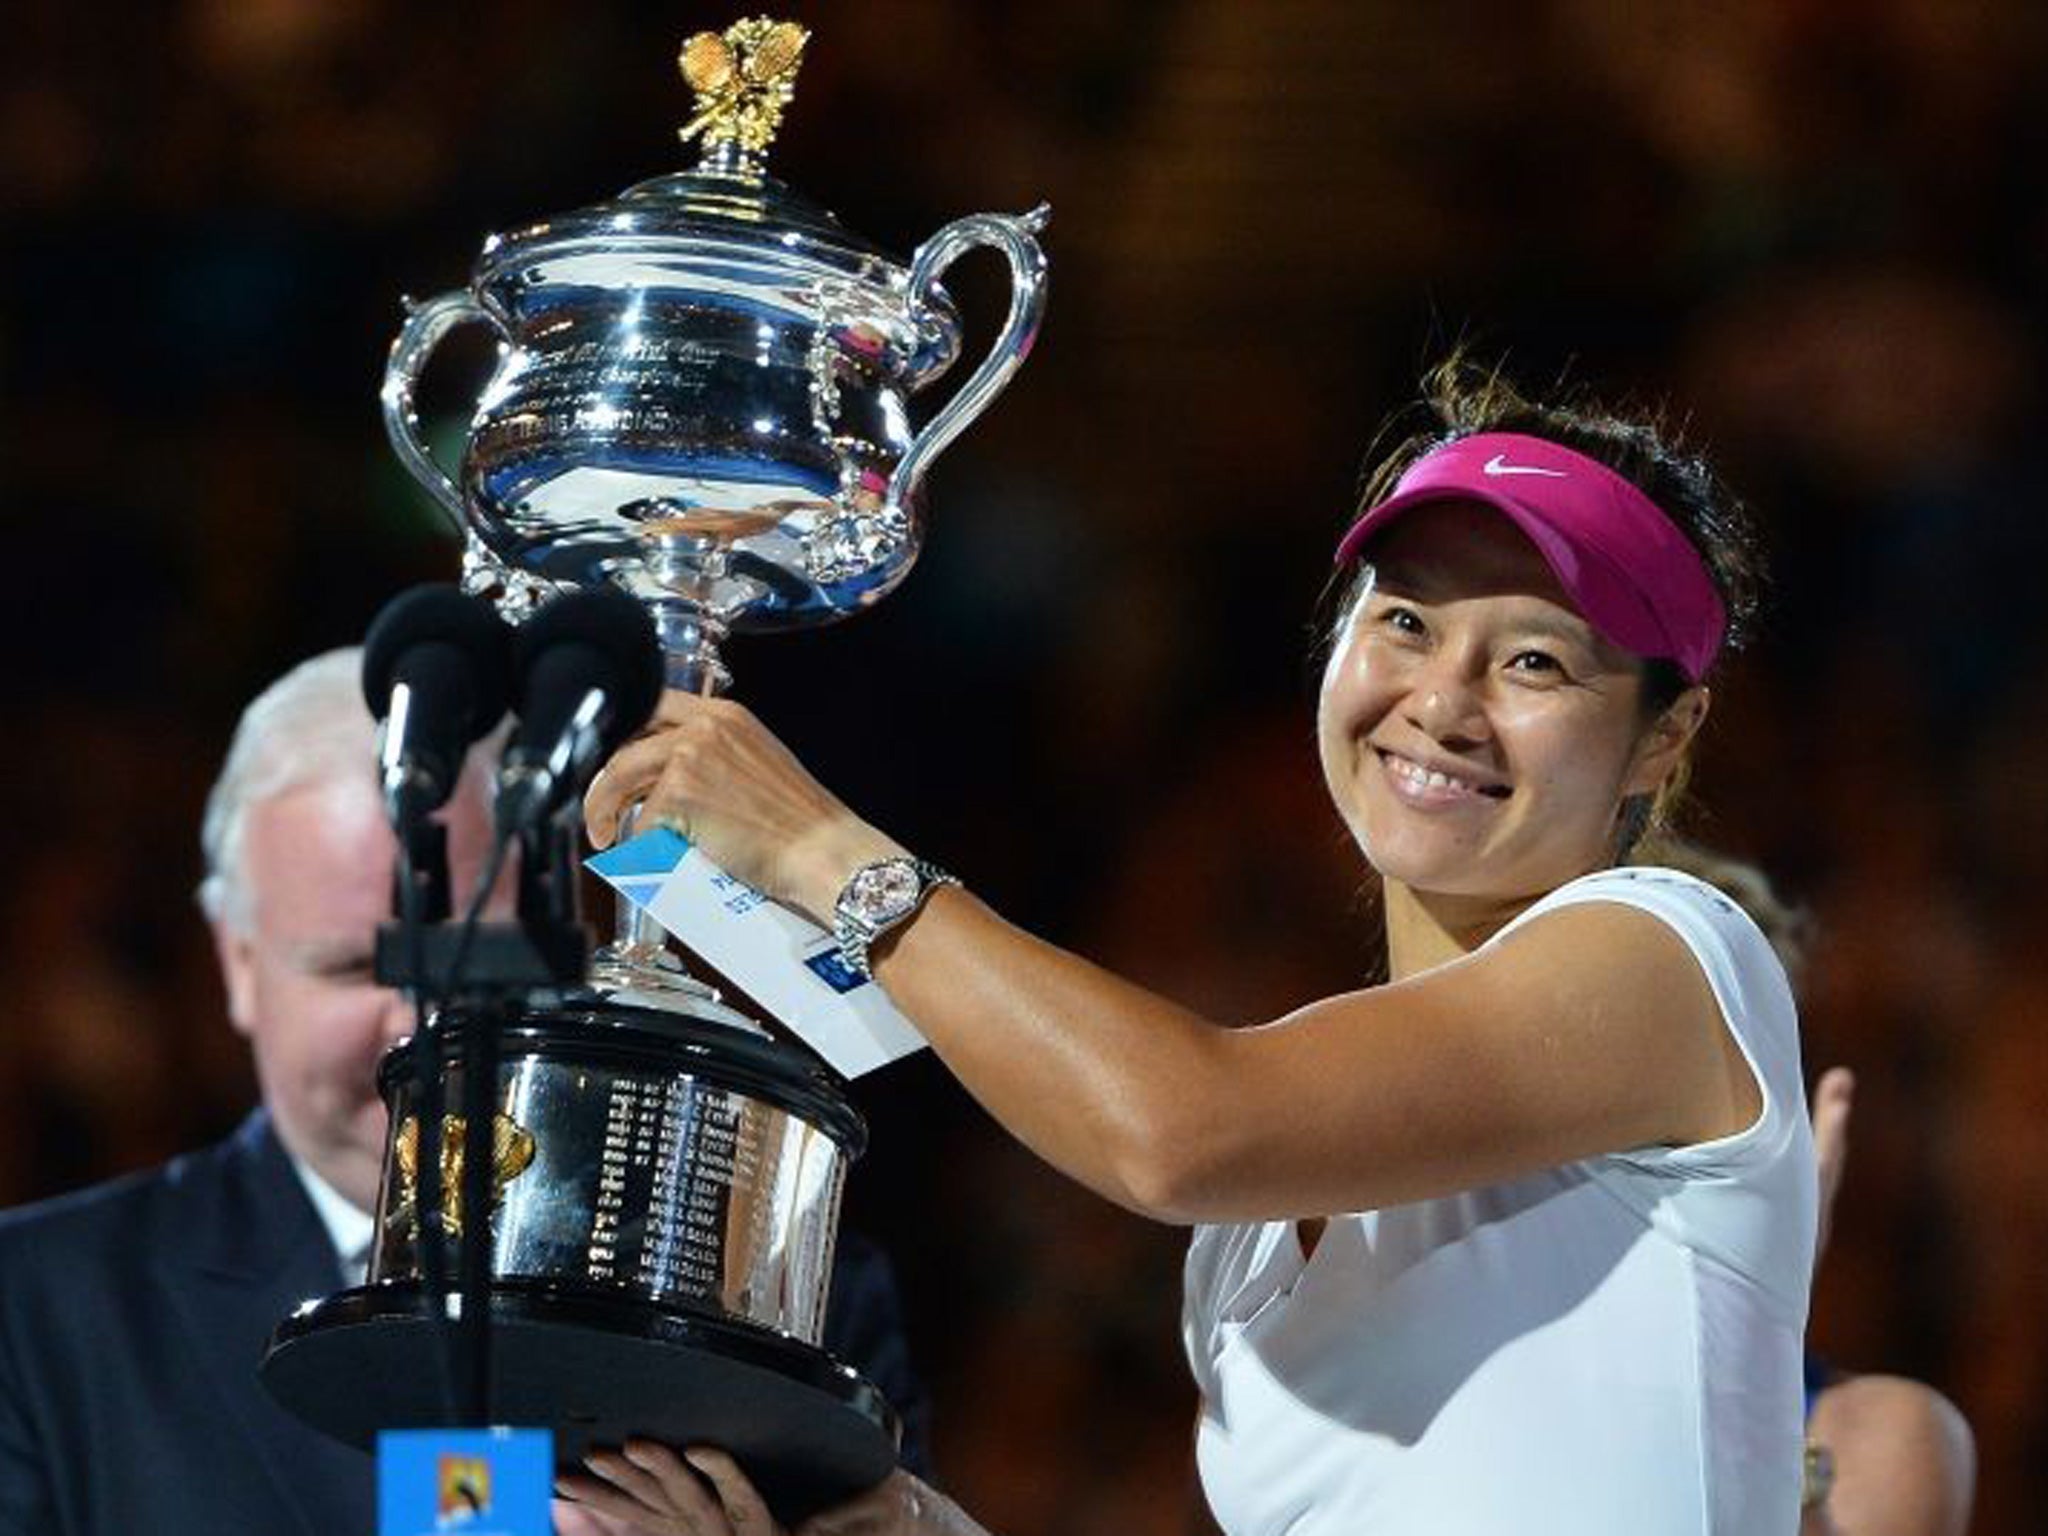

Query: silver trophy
left=261, top=19, right=1046, bottom=1518
left=382, top=18, right=1045, bottom=696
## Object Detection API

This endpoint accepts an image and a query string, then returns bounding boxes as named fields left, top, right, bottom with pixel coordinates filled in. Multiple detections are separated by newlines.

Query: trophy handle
left=887, top=205, right=1050, bottom=512
left=381, top=288, right=499, bottom=536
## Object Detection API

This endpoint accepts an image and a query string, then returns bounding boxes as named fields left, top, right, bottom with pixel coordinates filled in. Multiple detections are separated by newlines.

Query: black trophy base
left=261, top=1282, right=900, bottom=1523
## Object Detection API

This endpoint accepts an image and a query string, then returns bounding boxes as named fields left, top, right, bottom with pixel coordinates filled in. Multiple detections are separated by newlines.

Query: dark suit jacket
left=0, top=1111, right=928, bottom=1536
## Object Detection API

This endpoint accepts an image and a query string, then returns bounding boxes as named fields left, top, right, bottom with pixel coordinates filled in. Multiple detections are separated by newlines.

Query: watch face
left=849, top=860, right=922, bottom=926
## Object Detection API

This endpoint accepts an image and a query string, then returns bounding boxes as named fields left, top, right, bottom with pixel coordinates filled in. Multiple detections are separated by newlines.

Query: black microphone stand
left=378, top=809, right=589, bottom=1428
left=390, top=816, right=461, bottom=1427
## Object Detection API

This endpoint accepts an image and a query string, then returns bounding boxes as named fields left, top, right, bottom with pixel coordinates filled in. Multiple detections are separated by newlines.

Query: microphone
left=361, top=586, right=514, bottom=830
left=495, top=587, right=664, bottom=835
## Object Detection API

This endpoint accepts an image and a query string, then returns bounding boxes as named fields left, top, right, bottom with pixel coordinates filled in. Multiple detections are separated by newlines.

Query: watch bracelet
left=833, top=857, right=959, bottom=980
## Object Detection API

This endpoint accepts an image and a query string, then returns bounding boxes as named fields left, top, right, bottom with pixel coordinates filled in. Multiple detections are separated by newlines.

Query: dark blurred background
left=4, top=1, right=2046, bottom=1529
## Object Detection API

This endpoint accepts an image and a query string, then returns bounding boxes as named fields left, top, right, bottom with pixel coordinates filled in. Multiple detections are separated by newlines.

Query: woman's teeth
left=1382, top=752, right=1504, bottom=799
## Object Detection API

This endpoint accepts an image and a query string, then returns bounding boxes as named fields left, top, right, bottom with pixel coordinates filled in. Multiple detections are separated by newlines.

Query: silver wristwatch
left=832, top=857, right=959, bottom=981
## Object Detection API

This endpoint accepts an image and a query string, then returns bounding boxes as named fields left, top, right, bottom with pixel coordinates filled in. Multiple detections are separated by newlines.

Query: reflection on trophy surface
left=379, top=12, right=1049, bottom=694
left=259, top=16, right=1047, bottom=1520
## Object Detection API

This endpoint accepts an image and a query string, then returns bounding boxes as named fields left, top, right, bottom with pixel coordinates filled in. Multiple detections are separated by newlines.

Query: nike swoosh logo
left=1482, top=454, right=1568, bottom=478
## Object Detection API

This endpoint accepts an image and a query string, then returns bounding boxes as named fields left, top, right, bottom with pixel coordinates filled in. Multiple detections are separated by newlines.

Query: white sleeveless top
left=1183, top=867, right=1816, bottom=1536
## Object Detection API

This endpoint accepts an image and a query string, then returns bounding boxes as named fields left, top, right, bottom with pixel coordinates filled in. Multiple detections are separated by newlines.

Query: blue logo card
left=587, top=826, right=692, bottom=915
left=378, top=1428, right=553, bottom=1536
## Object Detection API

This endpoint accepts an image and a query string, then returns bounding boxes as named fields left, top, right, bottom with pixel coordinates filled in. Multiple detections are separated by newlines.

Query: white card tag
left=588, top=829, right=929, bottom=1078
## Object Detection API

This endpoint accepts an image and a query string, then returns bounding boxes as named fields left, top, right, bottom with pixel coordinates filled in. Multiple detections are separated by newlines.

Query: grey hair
left=197, top=648, right=384, bottom=933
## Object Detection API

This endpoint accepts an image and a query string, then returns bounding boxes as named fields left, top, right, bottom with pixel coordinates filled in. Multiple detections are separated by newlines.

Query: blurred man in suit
left=0, top=648, right=926, bottom=1536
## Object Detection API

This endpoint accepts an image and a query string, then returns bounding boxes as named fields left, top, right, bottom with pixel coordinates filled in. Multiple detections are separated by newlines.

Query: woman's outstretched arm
left=587, top=695, right=1756, bottom=1224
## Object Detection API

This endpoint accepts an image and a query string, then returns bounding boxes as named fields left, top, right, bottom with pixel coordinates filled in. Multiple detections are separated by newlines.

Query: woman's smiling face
left=1318, top=501, right=1696, bottom=904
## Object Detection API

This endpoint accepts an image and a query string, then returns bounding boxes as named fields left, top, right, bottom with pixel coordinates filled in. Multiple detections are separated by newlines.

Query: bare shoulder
left=1811, top=1374, right=1975, bottom=1536
left=1191, top=896, right=1761, bottom=1217
left=1441, top=891, right=1765, bottom=1149
left=1482, top=885, right=1724, bottom=992
left=1486, top=865, right=1774, bottom=984
left=1451, top=894, right=1758, bottom=1122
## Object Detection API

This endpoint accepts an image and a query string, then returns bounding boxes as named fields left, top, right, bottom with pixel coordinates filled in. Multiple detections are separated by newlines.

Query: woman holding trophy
left=559, top=361, right=1815, bottom=1535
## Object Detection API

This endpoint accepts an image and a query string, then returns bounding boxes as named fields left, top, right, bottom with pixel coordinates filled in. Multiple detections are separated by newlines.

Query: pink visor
left=1333, top=431, right=1726, bottom=682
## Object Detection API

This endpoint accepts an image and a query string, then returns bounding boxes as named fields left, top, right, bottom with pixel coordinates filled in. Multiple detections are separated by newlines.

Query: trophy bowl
left=380, top=18, right=1048, bottom=689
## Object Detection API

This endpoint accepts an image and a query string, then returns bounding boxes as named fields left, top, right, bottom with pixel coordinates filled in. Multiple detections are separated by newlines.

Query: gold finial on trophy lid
left=678, top=17, right=811, bottom=165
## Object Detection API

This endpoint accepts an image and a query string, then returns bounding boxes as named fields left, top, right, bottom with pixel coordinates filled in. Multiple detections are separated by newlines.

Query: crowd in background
left=3, top=2, right=2045, bottom=1531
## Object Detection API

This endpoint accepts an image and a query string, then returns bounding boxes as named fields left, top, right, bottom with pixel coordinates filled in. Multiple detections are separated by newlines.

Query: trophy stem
left=653, top=600, right=733, bottom=697
left=587, top=800, right=705, bottom=977
left=584, top=597, right=748, bottom=1014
